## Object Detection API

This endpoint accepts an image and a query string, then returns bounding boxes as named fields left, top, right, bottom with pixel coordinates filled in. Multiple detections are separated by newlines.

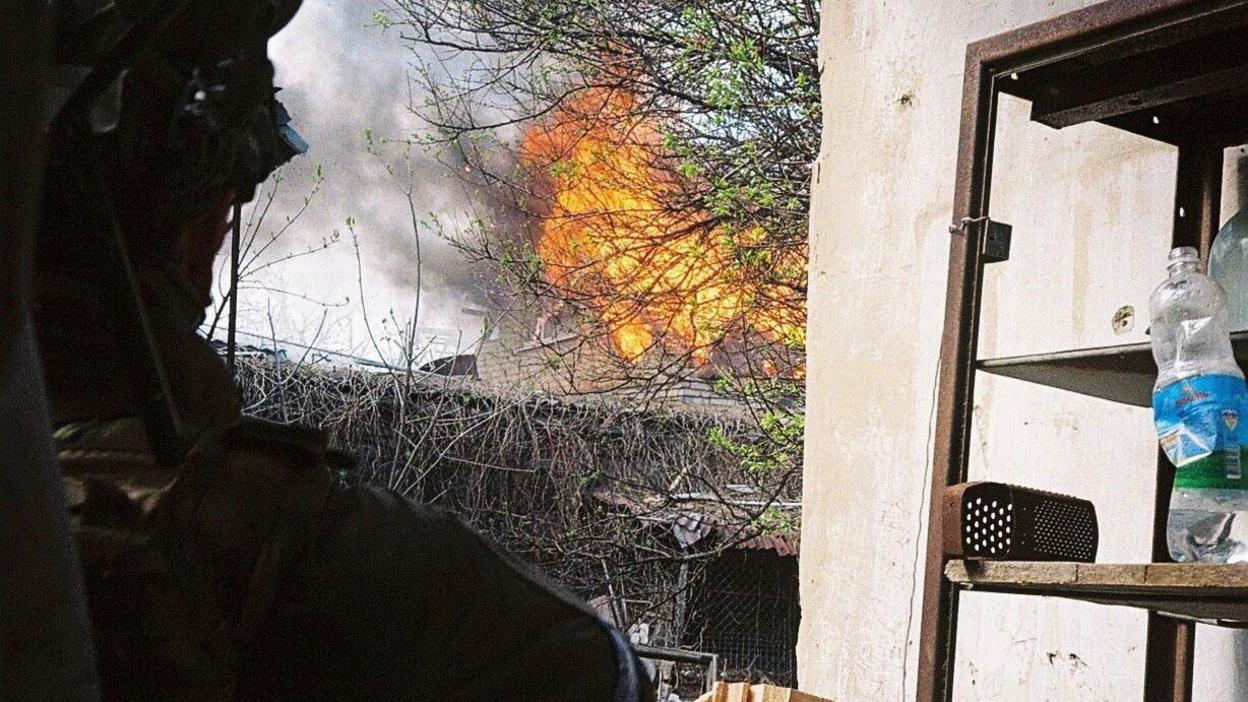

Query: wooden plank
left=757, top=686, right=792, bottom=702
left=945, top=561, right=1248, bottom=623
left=1076, top=563, right=1147, bottom=586
left=948, top=561, right=1248, bottom=590
left=1146, top=563, right=1248, bottom=589
left=780, top=690, right=837, bottom=702
left=946, top=559, right=1077, bottom=585
left=695, top=684, right=835, bottom=702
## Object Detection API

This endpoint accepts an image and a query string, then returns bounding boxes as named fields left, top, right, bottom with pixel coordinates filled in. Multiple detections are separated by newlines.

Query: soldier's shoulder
left=191, top=416, right=355, bottom=478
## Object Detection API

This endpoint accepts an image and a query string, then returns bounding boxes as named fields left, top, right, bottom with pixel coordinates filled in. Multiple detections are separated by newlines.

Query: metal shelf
left=1001, top=3, right=1248, bottom=148
left=977, top=331, right=1248, bottom=407
left=947, top=560, right=1248, bottom=626
left=920, top=3, right=1248, bottom=699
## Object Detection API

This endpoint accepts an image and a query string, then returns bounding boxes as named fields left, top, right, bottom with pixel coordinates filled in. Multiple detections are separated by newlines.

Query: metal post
left=673, top=560, right=690, bottom=646
left=227, top=201, right=241, bottom=370
left=915, top=50, right=999, bottom=702
left=1143, top=143, right=1223, bottom=702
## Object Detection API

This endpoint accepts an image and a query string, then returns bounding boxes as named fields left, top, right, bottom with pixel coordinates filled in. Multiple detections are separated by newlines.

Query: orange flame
left=521, top=88, right=804, bottom=372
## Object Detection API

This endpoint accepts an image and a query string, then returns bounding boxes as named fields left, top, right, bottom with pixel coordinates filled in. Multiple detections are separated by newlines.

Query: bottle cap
left=1169, top=246, right=1200, bottom=265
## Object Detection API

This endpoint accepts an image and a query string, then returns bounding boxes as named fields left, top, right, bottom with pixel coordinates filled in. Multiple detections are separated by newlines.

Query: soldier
left=32, top=1, right=655, bottom=700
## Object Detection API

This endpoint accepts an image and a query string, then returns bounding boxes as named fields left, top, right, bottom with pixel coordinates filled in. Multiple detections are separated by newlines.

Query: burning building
left=476, top=86, right=805, bottom=406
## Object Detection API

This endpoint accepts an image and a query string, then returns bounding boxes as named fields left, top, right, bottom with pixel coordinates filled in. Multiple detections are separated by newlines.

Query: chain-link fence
left=680, top=549, right=800, bottom=687
left=621, top=548, right=800, bottom=700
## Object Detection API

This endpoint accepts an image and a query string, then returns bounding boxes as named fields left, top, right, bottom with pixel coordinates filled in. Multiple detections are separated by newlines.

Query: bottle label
left=1154, top=374, right=1248, bottom=489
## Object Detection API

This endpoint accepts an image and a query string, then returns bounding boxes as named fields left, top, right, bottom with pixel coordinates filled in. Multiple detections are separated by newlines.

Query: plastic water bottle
left=1210, top=207, right=1248, bottom=331
left=1150, top=246, right=1248, bottom=563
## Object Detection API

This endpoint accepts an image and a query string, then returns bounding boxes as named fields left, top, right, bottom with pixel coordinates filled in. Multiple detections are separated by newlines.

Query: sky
left=209, top=0, right=494, bottom=367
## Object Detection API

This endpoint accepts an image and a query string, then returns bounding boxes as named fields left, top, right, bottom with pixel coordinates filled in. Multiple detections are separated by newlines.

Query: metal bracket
left=950, top=216, right=1012, bottom=264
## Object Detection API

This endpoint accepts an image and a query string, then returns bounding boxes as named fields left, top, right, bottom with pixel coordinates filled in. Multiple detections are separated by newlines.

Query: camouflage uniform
left=36, top=1, right=655, bottom=700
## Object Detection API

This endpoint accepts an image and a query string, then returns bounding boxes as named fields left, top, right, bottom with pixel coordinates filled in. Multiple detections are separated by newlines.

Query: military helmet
left=36, top=0, right=307, bottom=462
left=44, top=0, right=307, bottom=260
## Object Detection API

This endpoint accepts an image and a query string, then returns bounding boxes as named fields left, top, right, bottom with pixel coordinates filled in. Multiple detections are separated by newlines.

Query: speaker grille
left=944, top=482, right=1098, bottom=562
left=962, top=494, right=1013, bottom=557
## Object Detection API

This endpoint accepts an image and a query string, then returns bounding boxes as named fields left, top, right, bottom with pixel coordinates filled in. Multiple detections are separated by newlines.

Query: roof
left=592, top=485, right=800, bottom=557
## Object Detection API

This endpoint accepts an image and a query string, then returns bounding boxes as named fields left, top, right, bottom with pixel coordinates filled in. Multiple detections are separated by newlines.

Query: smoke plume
left=216, top=0, right=495, bottom=364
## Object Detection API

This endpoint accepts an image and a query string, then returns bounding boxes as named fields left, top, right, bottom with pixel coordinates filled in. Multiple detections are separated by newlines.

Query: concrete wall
left=800, top=2, right=1247, bottom=699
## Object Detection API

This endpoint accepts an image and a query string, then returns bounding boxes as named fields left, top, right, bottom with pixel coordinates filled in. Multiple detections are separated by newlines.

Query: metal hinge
left=950, top=216, right=1012, bottom=264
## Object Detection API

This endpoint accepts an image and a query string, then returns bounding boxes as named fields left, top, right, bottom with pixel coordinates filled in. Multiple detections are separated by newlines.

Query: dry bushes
left=233, top=357, right=800, bottom=640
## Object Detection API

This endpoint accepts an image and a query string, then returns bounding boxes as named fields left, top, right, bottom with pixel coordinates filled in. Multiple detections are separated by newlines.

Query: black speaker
left=943, top=482, right=1098, bottom=562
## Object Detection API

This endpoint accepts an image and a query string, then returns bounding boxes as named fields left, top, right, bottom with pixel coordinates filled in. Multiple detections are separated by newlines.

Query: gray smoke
left=215, top=0, right=495, bottom=364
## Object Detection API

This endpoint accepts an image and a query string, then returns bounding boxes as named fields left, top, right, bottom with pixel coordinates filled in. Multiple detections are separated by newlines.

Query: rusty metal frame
left=917, top=2, right=1246, bottom=701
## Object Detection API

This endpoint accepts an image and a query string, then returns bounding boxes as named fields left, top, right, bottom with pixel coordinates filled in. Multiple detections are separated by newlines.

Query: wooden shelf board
left=976, top=331, right=1248, bottom=407
left=946, top=560, right=1248, bottom=625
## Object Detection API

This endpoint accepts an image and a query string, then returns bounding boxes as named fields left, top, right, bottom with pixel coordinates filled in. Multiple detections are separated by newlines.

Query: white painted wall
left=800, top=2, right=1248, bottom=700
